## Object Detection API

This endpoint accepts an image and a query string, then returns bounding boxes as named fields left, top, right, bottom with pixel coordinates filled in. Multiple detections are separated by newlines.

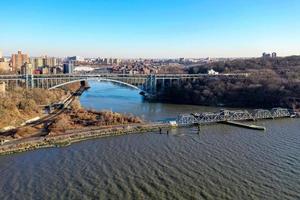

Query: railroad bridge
left=0, top=73, right=248, bottom=94
left=177, top=108, right=292, bottom=125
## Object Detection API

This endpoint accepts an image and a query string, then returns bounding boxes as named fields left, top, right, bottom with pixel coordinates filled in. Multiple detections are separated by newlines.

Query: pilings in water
left=159, top=127, right=170, bottom=135
left=197, top=124, right=201, bottom=134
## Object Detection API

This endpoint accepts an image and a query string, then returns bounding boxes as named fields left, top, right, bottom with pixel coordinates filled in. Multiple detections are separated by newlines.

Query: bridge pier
left=146, top=75, right=157, bottom=94
left=80, top=80, right=89, bottom=88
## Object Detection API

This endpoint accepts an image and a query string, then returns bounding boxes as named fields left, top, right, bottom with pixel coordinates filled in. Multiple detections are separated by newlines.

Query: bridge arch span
left=48, top=78, right=142, bottom=91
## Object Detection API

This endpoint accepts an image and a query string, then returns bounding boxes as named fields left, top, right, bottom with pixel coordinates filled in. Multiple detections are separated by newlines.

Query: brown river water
left=0, top=81, right=299, bottom=200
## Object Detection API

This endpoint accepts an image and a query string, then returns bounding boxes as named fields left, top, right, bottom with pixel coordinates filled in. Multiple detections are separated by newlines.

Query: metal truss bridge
left=0, top=73, right=249, bottom=94
left=177, top=108, right=292, bottom=125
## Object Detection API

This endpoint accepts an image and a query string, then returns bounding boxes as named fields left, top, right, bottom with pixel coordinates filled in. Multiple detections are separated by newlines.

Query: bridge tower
left=145, top=75, right=157, bottom=94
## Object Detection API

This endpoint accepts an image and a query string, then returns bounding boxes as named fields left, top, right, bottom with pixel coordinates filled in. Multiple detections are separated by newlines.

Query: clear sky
left=1, top=0, right=300, bottom=58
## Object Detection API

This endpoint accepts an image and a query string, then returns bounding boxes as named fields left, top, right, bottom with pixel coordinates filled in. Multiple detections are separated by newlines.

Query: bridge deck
left=0, top=73, right=251, bottom=92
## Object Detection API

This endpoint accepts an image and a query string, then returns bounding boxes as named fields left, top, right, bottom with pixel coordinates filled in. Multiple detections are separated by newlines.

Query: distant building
left=109, top=58, right=113, bottom=65
left=262, top=52, right=271, bottom=58
left=31, top=56, right=59, bottom=69
left=63, top=61, right=74, bottom=74
left=35, top=56, right=47, bottom=67
left=0, top=61, right=10, bottom=71
left=74, top=66, right=94, bottom=72
left=44, top=57, right=58, bottom=67
left=103, top=58, right=108, bottom=65
left=32, top=57, right=44, bottom=68
left=50, top=67, right=57, bottom=74
left=208, top=69, right=219, bottom=75
left=113, top=58, right=121, bottom=65
left=33, top=69, right=42, bottom=74
left=0, top=50, right=2, bottom=58
left=21, top=63, right=34, bottom=75
left=41, top=67, right=49, bottom=74
left=2, top=57, right=9, bottom=62
left=68, top=56, right=84, bottom=62
left=11, top=51, right=29, bottom=72
left=263, top=52, right=277, bottom=59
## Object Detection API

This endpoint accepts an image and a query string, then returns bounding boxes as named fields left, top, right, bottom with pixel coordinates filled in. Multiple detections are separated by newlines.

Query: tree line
left=156, top=56, right=300, bottom=109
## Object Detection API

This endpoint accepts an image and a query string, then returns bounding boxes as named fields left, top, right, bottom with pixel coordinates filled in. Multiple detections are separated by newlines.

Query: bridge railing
left=0, top=72, right=250, bottom=79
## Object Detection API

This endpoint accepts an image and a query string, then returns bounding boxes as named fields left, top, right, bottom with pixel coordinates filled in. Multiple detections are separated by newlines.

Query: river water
left=0, top=81, right=299, bottom=200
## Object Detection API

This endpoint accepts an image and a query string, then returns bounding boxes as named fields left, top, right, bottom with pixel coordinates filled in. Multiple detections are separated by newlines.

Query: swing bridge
left=177, top=108, right=293, bottom=125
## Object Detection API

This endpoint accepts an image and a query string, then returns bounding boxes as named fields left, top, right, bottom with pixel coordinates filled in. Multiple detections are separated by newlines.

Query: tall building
left=104, top=58, right=108, bottom=65
left=11, top=51, right=29, bottom=72
left=109, top=58, right=113, bottom=65
left=63, top=61, right=74, bottom=74
left=272, top=52, right=277, bottom=58
left=45, top=57, right=58, bottom=67
left=113, top=58, right=121, bottom=65
left=33, top=57, right=44, bottom=68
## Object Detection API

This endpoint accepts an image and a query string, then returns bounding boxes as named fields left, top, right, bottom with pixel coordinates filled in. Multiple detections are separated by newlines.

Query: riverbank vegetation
left=0, top=79, right=143, bottom=142
left=48, top=99, right=142, bottom=135
left=157, top=56, right=300, bottom=109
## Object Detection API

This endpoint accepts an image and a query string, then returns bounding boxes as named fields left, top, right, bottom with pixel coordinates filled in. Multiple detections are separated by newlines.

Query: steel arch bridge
left=0, top=73, right=249, bottom=94
left=48, top=78, right=141, bottom=91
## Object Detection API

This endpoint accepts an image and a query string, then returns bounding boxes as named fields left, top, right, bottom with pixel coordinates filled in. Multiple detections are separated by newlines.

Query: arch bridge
left=0, top=73, right=249, bottom=94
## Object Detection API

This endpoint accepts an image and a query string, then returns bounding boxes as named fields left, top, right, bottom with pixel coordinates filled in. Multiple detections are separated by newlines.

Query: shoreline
left=0, top=123, right=172, bottom=156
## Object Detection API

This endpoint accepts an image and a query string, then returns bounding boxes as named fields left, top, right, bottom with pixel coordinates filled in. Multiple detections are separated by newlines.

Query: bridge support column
left=80, top=80, right=89, bottom=88
left=149, top=75, right=157, bottom=94
left=162, top=78, right=165, bottom=90
left=25, top=74, right=29, bottom=89
left=30, top=75, right=34, bottom=88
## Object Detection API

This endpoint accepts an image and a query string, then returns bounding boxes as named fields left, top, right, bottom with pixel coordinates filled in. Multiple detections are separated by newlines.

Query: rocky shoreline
left=0, top=123, right=171, bottom=156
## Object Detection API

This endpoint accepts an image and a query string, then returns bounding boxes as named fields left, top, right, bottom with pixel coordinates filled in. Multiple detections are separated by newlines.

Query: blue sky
left=1, top=0, right=300, bottom=58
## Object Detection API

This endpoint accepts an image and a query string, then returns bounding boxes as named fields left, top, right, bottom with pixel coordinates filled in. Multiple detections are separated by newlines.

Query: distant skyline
left=1, top=0, right=300, bottom=58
